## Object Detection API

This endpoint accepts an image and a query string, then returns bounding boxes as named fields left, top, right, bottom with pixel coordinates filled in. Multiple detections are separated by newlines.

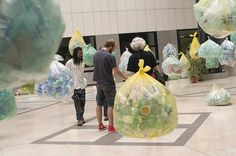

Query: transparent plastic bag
left=207, top=85, right=231, bottom=106
left=189, top=32, right=200, bottom=59
left=179, top=52, right=191, bottom=70
left=0, top=89, right=16, bottom=120
left=198, top=39, right=221, bottom=69
left=36, top=58, right=74, bottom=97
left=194, top=0, right=236, bottom=38
left=220, top=38, right=236, bottom=67
left=17, top=82, right=35, bottom=95
left=69, top=28, right=86, bottom=55
left=83, top=44, right=96, bottom=66
left=0, top=0, right=65, bottom=89
left=161, top=55, right=182, bottom=78
left=163, top=43, right=178, bottom=60
left=114, top=59, right=178, bottom=139
left=119, top=50, right=132, bottom=72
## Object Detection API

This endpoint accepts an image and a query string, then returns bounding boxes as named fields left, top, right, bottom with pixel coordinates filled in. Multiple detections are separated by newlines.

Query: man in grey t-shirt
left=93, top=39, right=127, bottom=133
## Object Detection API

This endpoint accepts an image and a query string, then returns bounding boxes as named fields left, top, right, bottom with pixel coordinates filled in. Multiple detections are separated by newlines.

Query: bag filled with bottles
left=161, top=55, right=182, bottom=79
left=0, top=0, right=65, bottom=89
left=119, top=49, right=132, bottom=72
left=163, top=43, right=178, bottom=60
left=114, top=59, right=178, bottom=139
left=207, top=85, right=231, bottom=106
left=36, top=55, right=74, bottom=97
left=0, top=89, right=16, bottom=120
left=194, top=0, right=236, bottom=38
left=198, top=39, right=222, bottom=69
left=220, top=38, right=236, bottom=67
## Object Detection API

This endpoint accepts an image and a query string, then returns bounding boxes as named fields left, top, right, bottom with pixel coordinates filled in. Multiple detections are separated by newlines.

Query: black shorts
left=96, top=83, right=116, bottom=107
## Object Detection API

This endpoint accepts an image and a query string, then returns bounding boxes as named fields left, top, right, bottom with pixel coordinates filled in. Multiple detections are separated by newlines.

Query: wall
left=58, top=0, right=198, bottom=37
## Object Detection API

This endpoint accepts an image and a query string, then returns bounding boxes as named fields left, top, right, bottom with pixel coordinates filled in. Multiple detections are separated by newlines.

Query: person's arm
left=113, top=67, right=127, bottom=81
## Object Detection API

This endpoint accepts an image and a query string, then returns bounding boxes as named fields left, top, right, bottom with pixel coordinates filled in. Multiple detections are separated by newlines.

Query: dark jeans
left=72, top=89, right=86, bottom=121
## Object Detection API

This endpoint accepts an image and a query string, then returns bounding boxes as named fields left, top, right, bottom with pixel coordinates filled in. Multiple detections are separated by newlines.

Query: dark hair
left=104, top=39, right=115, bottom=48
left=73, top=47, right=83, bottom=65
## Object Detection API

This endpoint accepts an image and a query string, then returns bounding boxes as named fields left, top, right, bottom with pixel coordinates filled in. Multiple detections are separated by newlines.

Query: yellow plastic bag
left=18, top=82, right=35, bottom=95
left=189, top=32, right=200, bottom=59
left=69, top=28, right=86, bottom=55
left=179, top=52, right=191, bottom=70
left=114, top=59, right=178, bottom=139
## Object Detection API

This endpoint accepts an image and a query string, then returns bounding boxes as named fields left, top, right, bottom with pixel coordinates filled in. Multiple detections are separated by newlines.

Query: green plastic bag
left=207, top=85, right=231, bottom=106
left=114, top=60, right=178, bottom=139
left=198, top=39, right=221, bottom=69
left=0, top=0, right=65, bottom=89
left=194, top=0, right=236, bottom=38
left=83, top=44, right=96, bottom=66
left=0, top=89, right=16, bottom=120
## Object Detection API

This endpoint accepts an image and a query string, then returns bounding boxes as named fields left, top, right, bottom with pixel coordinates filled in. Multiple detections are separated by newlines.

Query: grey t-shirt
left=93, top=50, right=117, bottom=84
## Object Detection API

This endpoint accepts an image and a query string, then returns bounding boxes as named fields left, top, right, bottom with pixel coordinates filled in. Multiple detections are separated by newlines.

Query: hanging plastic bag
left=163, top=43, right=178, bottom=60
left=161, top=55, right=182, bottom=79
left=0, top=89, right=16, bottom=120
left=119, top=49, right=132, bottom=72
left=207, top=85, right=231, bottom=106
left=114, top=59, right=178, bottom=139
left=69, top=28, right=86, bottom=55
left=189, top=32, right=200, bottom=59
left=194, top=0, right=236, bottom=38
left=83, top=44, right=96, bottom=66
left=36, top=55, right=74, bottom=97
left=220, top=38, right=236, bottom=67
left=179, top=52, right=191, bottom=70
left=0, top=0, right=65, bottom=89
left=179, top=52, right=190, bottom=78
left=198, top=39, right=221, bottom=69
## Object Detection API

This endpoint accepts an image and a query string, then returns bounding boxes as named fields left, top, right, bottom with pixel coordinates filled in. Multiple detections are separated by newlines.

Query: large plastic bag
left=0, top=0, right=65, bottom=89
left=36, top=55, right=74, bottom=97
left=0, top=89, right=16, bottom=120
left=163, top=43, right=178, bottom=60
left=161, top=55, right=182, bottom=78
left=83, top=44, right=96, bottom=66
left=207, top=85, right=231, bottom=106
left=189, top=32, right=200, bottom=59
left=119, top=49, right=132, bottom=72
left=69, top=28, right=86, bottom=54
left=179, top=52, right=190, bottom=78
left=198, top=39, right=221, bottom=69
left=69, top=30, right=96, bottom=66
left=220, top=38, right=236, bottom=67
left=179, top=52, right=191, bottom=70
left=194, top=0, right=236, bottom=38
left=114, top=59, right=178, bottom=139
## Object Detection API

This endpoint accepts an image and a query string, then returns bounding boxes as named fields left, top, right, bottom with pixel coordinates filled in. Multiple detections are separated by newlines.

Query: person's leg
left=107, top=106, right=113, bottom=126
left=103, top=99, right=108, bottom=121
left=96, top=83, right=106, bottom=130
left=80, top=89, right=86, bottom=123
left=102, top=84, right=116, bottom=133
left=72, top=89, right=83, bottom=126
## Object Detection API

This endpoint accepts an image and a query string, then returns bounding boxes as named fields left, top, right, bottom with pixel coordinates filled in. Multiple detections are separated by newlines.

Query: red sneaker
left=108, top=125, right=116, bottom=133
left=98, top=123, right=107, bottom=131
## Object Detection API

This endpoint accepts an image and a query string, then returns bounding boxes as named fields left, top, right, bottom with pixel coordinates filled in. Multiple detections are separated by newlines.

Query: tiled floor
left=0, top=76, right=236, bottom=156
